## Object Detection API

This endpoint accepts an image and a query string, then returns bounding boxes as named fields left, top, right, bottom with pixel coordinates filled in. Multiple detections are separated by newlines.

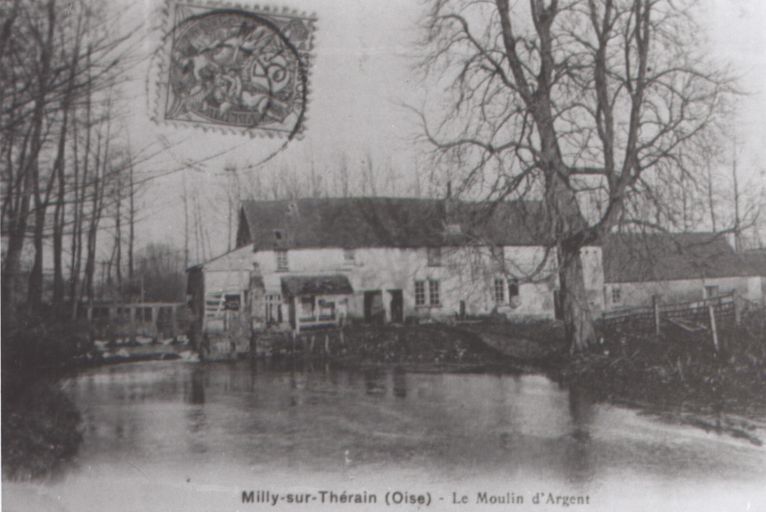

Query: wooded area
left=0, top=0, right=186, bottom=319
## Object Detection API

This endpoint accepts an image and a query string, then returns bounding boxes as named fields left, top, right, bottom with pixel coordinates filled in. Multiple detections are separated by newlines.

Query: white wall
left=250, top=244, right=603, bottom=321
left=202, top=245, right=253, bottom=293
left=605, top=275, right=763, bottom=310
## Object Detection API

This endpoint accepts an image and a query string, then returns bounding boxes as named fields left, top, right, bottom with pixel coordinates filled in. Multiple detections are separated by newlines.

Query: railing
left=601, top=291, right=739, bottom=338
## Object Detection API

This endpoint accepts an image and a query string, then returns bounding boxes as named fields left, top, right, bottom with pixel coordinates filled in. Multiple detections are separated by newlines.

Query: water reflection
left=62, top=360, right=766, bottom=485
left=392, top=368, right=407, bottom=398
left=363, top=368, right=386, bottom=396
left=563, top=386, right=596, bottom=483
left=187, top=367, right=205, bottom=405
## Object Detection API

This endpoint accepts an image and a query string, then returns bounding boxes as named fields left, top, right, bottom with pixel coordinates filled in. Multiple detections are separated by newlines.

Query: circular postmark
left=152, top=2, right=316, bottom=141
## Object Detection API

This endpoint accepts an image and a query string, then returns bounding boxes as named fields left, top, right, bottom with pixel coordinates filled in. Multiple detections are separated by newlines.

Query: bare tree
left=1, top=0, right=135, bottom=318
left=1, top=0, right=57, bottom=312
left=416, top=0, right=734, bottom=350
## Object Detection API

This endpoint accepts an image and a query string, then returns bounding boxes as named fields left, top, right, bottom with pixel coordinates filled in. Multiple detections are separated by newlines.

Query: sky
left=114, top=0, right=766, bottom=262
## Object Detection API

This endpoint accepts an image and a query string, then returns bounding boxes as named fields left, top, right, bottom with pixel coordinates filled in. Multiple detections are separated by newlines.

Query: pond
left=4, top=359, right=765, bottom=511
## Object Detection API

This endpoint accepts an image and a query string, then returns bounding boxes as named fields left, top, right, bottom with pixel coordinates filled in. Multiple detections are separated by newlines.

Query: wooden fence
left=85, top=302, right=187, bottom=342
left=600, top=292, right=740, bottom=351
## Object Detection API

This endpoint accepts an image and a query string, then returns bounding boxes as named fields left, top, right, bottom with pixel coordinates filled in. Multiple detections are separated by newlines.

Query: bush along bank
left=264, top=322, right=520, bottom=371
left=562, top=310, right=766, bottom=424
left=335, top=323, right=516, bottom=370
left=2, top=314, right=89, bottom=480
left=2, top=379, right=82, bottom=480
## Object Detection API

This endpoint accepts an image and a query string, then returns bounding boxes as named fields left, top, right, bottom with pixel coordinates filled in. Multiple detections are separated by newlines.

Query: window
left=508, top=279, right=519, bottom=298
left=343, top=248, right=355, bottom=263
left=427, top=247, right=442, bottom=267
left=318, top=298, right=336, bottom=321
left=611, top=287, right=622, bottom=304
left=300, top=296, right=315, bottom=321
left=224, top=293, right=241, bottom=311
left=494, top=278, right=505, bottom=304
left=704, top=285, right=719, bottom=299
left=414, top=280, right=426, bottom=306
left=429, top=279, right=441, bottom=306
left=275, top=250, right=288, bottom=271
left=415, top=279, right=441, bottom=307
left=265, top=294, right=281, bottom=323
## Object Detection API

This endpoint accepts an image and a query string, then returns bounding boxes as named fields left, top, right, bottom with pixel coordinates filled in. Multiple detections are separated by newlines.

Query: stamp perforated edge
left=148, top=0, right=318, bottom=140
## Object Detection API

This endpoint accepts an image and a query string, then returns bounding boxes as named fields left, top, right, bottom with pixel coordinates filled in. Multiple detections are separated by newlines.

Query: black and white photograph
left=1, top=0, right=765, bottom=510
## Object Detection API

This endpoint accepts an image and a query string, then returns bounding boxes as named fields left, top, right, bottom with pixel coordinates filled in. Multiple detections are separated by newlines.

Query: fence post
left=734, top=293, right=741, bottom=326
left=653, top=295, right=661, bottom=337
left=708, top=304, right=719, bottom=353
left=171, top=305, right=178, bottom=340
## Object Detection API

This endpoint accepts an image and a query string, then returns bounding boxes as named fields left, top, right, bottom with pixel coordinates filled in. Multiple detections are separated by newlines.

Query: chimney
left=443, top=181, right=461, bottom=236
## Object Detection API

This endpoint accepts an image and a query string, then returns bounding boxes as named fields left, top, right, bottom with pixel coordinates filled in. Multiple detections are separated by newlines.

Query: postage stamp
left=155, top=2, right=316, bottom=138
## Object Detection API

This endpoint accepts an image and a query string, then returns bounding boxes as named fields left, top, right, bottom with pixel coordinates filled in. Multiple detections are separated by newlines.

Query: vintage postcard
left=1, top=0, right=765, bottom=511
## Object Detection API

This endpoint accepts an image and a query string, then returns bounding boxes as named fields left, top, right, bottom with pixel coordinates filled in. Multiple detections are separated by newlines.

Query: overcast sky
left=118, top=0, right=766, bottom=258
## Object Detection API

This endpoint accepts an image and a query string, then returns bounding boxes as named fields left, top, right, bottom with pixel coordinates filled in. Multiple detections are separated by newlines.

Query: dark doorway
left=364, top=291, right=385, bottom=324
left=389, top=289, right=403, bottom=323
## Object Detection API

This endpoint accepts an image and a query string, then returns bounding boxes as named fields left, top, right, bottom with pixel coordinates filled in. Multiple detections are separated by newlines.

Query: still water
left=5, top=360, right=766, bottom=511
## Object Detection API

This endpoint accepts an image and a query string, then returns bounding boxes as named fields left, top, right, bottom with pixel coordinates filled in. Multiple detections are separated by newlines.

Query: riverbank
left=332, top=317, right=766, bottom=429
left=562, top=311, right=766, bottom=417
left=330, top=323, right=521, bottom=371
left=4, top=313, right=765, bottom=480
left=1, top=315, right=87, bottom=480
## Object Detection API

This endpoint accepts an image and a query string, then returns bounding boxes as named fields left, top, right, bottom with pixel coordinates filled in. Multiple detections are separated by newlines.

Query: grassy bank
left=2, top=315, right=88, bottom=481
left=333, top=315, right=766, bottom=420
left=2, top=379, right=82, bottom=480
left=331, top=323, right=516, bottom=370
left=562, top=310, right=766, bottom=419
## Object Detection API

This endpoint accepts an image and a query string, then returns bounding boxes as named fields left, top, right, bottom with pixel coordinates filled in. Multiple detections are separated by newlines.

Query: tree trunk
left=26, top=199, right=46, bottom=311
left=52, top=152, right=66, bottom=312
left=83, top=134, right=102, bottom=302
left=69, top=110, right=83, bottom=320
left=544, top=161, right=598, bottom=352
left=115, top=195, right=122, bottom=287
left=1, top=0, right=56, bottom=314
left=128, top=155, right=135, bottom=281
left=53, top=16, right=80, bottom=315
left=71, top=47, right=93, bottom=316
left=558, top=243, right=596, bottom=353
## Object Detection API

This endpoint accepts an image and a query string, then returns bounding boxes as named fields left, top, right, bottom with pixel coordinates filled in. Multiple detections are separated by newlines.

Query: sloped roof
left=238, top=197, right=555, bottom=250
left=281, top=274, right=353, bottom=297
left=603, top=232, right=755, bottom=283
left=742, top=249, right=766, bottom=277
